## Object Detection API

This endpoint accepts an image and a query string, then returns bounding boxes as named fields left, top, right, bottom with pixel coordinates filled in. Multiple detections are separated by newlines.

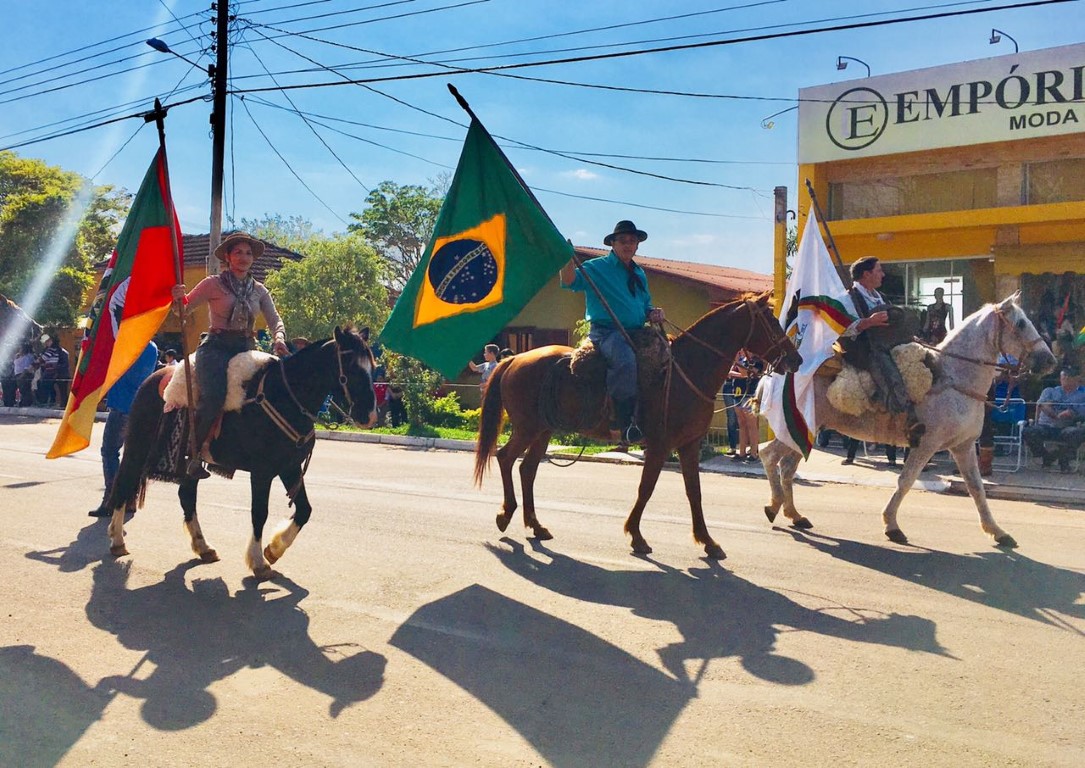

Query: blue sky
left=1, top=0, right=1081, bottom=275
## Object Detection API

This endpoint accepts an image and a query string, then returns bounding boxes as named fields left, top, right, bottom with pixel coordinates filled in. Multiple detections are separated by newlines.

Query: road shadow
left=25, top=517, right=119, bottom=573
left=781, top=529, right=1085, bottom=632
left=389, top=583, right=690, bottom=768
left=389, top=541, right=948, bottom=768
left=85, top=558, right=386, bottom=730
left=0, top=645, right=112, bottom=768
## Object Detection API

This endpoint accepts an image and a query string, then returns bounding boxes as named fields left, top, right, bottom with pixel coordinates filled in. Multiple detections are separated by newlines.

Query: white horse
left=760, top=293, right=1057, bottom=547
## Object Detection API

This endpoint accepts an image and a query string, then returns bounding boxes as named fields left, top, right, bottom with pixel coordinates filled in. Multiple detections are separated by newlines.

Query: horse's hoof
left=531, top=527, right=554, bottom=541
left=763, top=505, right=779, bottom=524
left=631, top=541, right=653, bottom=555
left=263, top=545, right=280, bottom=565
left=885, top=529, right=909, bottom=545
left=200, top=549, right=220, bottom=563
left=790, top=517, right=813, bottom=530
left=995, top=534, right=1018, bottom=549
left=109, top=545, right=128, bottom=558
left=253, top=565, right=281, bottom=581
left=704, top=543, right=726, bottom=560
left=496, top=513, right=511, bottom=533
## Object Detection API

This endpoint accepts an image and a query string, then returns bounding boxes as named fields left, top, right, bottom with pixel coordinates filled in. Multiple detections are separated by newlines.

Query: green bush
left=427, top=391, right=468, bottom=428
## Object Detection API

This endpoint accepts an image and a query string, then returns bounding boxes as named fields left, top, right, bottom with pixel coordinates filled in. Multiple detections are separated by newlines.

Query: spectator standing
left=387, top=382, right=407, bottom=428
left=373, top=374, right=389, bottom=426
left=53, top=341, right=71, bottom=406
left=88, top=341, right=159, bottom=517
left=163, top=348, right=180, bottom=366
left=0, top=346, right=15, bottom=407
left=720, top=376, right=739, bottom=456
left=469, top=344, right=500, bottom=387
left=729, top=350, right=764, bottom=462
left=13, top=343, right=34, bottom=405
left=38, top=334, right=59, bottom=405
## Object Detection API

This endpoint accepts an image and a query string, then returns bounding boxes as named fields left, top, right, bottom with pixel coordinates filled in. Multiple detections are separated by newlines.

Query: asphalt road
left=1, top=415, right=1083, bottom=767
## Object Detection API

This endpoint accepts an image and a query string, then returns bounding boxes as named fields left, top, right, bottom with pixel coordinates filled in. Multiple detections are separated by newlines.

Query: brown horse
left=474, top=292, right=802, bottom=559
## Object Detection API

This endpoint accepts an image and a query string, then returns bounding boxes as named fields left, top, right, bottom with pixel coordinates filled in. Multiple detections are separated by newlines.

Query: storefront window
left=879, top=257, right=993, bottom=328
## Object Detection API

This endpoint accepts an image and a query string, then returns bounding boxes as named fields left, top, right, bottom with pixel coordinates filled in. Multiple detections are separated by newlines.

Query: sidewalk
left=6, top=405, right=1083, bottom=508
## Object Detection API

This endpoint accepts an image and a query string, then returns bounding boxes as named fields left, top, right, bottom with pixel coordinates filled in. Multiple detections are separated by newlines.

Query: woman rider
left=171, top=232, right=289, bottom=478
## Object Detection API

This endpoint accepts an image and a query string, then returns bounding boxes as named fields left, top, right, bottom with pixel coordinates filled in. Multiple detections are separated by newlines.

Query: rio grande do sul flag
left=760, top=213, right=857, bottom=458
left=380, top=117, right=573, bottom=379
left=47, top=148, right=180, bottom=458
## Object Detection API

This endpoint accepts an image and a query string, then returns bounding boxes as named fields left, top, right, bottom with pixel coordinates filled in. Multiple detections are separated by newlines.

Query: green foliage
left=573, top=318, right=591, bottom=344
left=264, top=231, right=388, bottom=342
left=348, top=180, right=442, bottom=288
left=0, top=151, right=129, bottom=326
left=381, top=349, right=443, bottom=427
left=234, top=213, right=318, bottom=252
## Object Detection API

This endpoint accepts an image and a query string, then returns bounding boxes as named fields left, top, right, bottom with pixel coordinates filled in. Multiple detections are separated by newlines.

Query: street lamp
left=836, top=55, right=871, bottom=79
left=989, top=29, right=1019, bottom=54
left=145, top=38, right=214, bottom=77
left=760, top=105, right=798, bottom=130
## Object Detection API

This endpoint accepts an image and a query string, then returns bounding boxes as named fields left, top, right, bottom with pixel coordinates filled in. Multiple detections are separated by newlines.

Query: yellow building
left=787, top=42, right=1085, bottom=347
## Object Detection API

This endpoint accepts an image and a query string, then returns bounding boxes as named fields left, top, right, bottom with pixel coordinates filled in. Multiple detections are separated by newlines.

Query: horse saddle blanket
left=161, top=351, right=276, bottom=412
left=567, top=327, right=671, bottom=389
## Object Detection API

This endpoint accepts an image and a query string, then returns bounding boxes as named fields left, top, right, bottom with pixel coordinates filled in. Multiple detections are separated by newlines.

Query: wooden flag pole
left=148, top=99, right=199, bottom=464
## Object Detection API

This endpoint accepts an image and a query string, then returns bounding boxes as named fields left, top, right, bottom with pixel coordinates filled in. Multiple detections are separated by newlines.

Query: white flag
left=761, top=213, right=857, bottom=457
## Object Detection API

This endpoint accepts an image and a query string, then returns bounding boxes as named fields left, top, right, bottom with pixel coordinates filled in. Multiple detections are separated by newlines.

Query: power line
left=235, top=94, right=349, bottom=226
left=241, top=32, right=370, bottom=192
left=231, top=0, right=1074, bottom=96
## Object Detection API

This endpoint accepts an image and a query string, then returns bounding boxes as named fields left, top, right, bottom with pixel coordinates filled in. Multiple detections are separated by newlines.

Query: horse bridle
left=663, top=299, right=795, bottom=406
left=919, top=304, right=1047, bottom=405
left=249, top=338, right=360, bottom=446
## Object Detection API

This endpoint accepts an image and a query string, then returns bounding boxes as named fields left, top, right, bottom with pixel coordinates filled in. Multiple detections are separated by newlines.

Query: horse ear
left=333, top=326, right=344, bottom=344
left=998, top=293, right=1018, bottom=311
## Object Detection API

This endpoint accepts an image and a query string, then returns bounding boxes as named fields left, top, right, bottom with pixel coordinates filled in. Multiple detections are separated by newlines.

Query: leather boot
left=978, top=445, right=994, bottom=477
left=614, top=397, right=642, bottom=444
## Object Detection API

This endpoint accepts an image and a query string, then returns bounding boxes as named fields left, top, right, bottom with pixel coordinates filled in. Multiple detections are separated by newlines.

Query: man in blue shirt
left=560, top=220, right=664, bottom=444
left=89, top=341, right=160, bottom=517
left=1023, top=367, right=1085, bottom=472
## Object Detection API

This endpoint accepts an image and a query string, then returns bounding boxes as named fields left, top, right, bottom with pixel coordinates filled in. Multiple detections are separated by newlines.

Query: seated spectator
left=1022, top=367, right=1085, bottom=472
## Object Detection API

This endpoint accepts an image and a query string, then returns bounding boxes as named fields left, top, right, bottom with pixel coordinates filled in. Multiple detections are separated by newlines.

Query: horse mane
left=675, top=290, right=773, bottom=344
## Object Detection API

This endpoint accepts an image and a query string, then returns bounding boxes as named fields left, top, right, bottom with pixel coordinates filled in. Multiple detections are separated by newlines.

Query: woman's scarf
left=219, top=271, right=256, bottom=329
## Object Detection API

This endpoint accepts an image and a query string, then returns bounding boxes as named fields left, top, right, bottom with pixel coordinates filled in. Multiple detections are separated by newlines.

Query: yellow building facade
left=784, top=43, right=1085, bottom=342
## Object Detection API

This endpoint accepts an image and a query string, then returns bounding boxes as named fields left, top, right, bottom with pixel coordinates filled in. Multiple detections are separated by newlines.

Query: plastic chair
left=990, top=398, right=1027, bottom=472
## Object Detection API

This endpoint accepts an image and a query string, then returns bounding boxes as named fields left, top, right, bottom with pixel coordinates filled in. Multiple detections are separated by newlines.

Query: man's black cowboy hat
left=603, top=220, right=648, bottom=246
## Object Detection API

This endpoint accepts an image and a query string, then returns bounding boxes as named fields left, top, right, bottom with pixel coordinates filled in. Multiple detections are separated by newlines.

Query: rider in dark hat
left=559, top=220, right=665, bottom=446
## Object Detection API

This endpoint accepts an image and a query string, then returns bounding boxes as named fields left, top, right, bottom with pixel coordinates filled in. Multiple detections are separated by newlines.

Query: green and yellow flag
left=380, top=118, right=573, bottom=378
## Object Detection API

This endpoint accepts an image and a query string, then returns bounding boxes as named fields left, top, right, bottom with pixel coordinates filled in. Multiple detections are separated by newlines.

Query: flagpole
left=804, top=178, right=850, bottom=287
left=148, top=99, right=199, bottom=464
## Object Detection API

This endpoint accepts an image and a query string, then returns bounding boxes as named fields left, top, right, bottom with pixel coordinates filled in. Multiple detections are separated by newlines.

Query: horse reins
left=916, top=306, right=1045, bottom=406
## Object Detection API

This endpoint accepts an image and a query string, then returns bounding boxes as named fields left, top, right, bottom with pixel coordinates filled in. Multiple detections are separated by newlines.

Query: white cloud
left=561, top=169, right=599, bottom=181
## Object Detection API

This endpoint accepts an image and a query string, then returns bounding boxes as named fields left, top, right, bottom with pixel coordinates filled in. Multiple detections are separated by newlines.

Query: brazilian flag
left=380, top=118, right=573, bottom=378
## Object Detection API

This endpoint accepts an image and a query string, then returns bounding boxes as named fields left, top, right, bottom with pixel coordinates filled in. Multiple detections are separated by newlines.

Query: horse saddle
left=160, top=351, right=276, bottom=412
left=541, top=329, right=670, bottom=432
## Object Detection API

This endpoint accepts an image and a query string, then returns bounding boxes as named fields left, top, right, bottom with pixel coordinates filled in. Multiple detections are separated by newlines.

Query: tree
left=264, top=231, right=388, bottom=342
left=0, top=151, right=129, bottom=326
left=348, top=180, right=442, bottom=288
left=233, top=213, right=318, bottom=253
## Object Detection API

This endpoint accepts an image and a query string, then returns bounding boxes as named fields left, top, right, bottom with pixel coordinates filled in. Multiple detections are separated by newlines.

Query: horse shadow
left=0, top=645, right=112, bottom=768
left=85, top=558, right=386, bottom=729
left=779, top=529, right=1085, bottom=632
left=25, top=517, right=123, bottom=574
left=387, top=541, right=947, bottom=768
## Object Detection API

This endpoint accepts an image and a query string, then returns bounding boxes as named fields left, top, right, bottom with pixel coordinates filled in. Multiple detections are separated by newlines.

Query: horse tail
left=107, top=370, right=166, bottom=512
left=474, top=359, right=509, bottom=486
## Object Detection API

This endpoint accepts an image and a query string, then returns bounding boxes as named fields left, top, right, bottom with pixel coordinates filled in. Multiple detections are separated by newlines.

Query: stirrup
left=185, top=457, right=211, bottom=480
left=624, top=423, right=643, bottom=444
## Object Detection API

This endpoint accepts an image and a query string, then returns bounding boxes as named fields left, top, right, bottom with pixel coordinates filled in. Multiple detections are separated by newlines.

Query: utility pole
left=208, top=0, right=230, bottom=276
left=773, top=185, right=788, bottom=314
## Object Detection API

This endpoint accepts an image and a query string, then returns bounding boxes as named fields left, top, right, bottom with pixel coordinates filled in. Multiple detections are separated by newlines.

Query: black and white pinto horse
left=760, top=293, right=1057, bottom=547
left=106, top=327, right=377, bottom=579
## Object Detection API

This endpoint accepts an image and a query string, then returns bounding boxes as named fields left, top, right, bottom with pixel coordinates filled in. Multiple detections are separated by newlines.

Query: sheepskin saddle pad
left=568, top=327, right=671, bottom=390
left=826, top=342, right=935, bottom=417
left=161, top=351, right=277, bottom=413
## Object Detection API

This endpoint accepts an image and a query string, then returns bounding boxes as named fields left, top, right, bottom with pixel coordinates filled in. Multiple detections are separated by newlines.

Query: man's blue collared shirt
left=562, top=251, right=652, bottom=330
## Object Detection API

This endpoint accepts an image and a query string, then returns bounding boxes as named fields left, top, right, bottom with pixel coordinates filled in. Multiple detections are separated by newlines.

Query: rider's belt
left=208, top=328, right=255, bottom=338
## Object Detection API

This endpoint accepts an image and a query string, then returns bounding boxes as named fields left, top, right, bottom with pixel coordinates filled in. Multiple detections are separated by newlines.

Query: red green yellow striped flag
left=47, top=148, right=180, bottom=458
